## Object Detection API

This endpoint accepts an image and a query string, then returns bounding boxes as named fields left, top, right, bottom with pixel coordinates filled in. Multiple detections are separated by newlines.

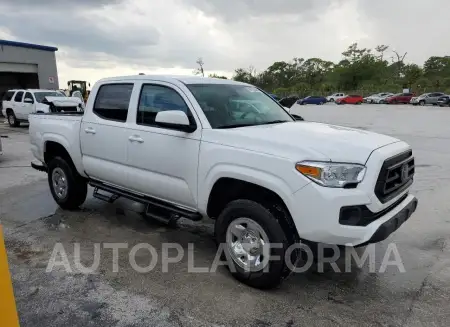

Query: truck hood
left=202, top=122, right=400, bottom=164
left=44, top=96, right=82, bottom=106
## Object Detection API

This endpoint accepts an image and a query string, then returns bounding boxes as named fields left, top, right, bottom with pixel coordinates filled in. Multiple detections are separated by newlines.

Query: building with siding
left=0, top=40, right=59, bottom=99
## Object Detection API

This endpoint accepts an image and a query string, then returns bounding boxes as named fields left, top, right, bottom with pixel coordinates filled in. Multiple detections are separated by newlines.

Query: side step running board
left=93, top=188, right=120, bottom=203
left=89, top=180, right=203, bottom=221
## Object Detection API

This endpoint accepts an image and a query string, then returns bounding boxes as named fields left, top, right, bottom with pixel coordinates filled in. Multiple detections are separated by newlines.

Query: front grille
left=375, top=150, right=415, bottom=203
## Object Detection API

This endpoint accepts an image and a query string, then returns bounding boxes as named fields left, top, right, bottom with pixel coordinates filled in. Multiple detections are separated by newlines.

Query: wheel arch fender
left=199, top=164, right=295, bottom=217
left=43, top=135, right=87, bottom=178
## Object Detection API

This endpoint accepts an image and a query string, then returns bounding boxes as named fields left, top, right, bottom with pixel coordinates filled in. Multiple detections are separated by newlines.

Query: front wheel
left=47, top=156, right=88, bottom=210
left=419, top=100, right=425, bottom=106
left=215, top=200, right=296, bottom=289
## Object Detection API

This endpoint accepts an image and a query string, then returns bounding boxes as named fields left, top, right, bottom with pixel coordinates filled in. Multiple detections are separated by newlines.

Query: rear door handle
left=84, top=127, right=96, bottom=134
left=129, top=135, right=144, bottom=143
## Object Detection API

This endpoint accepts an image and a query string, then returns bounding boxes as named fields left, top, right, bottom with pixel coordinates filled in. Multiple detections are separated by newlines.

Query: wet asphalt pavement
left=0, top=104, right=449, bottom=327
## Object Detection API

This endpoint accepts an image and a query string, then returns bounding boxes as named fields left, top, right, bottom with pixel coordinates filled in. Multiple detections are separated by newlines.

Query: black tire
left=318, top=101, right=324, bottom=105
left=215, top=199, right=297, bottom=289
left=47, top=156, right=87, bottom=210
left=329, top=98, right=334, bottom=102
left=419, top=100, right=425, bottom=106
left=6, top=110, right=20, bottom=127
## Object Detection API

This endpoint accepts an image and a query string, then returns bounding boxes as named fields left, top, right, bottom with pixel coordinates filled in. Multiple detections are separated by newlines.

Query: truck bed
left=29, top=113, right=84, bottom=170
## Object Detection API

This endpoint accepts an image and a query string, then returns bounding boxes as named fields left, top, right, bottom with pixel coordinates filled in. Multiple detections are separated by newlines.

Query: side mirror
left=155, top=110, right=196, bottom=132
left=292, top=114, right=304, bottom=121
left=24, top=98, right=34, bottom=104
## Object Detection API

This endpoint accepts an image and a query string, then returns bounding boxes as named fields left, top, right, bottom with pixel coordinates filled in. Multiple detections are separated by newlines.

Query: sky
left=0, top=0, right=449, bottom=87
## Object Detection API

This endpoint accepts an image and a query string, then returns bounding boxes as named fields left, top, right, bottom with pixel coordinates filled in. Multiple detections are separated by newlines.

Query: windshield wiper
left=217, top=120, right=290, bottom=129
left=257, top=120, right=289, bottom=125
left=216, top=123, right=257, bottom=129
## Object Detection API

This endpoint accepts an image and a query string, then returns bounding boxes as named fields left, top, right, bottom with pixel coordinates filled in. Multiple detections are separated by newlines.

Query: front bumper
left=358, top=196, right=417, bottom=246
left=288, top=142, right=417, bottom=246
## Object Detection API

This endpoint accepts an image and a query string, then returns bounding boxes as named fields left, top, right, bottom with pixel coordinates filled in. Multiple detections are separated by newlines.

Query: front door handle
left=129, top=135, right=144, bottom=143
left=84, top=127, right=96, bottom=134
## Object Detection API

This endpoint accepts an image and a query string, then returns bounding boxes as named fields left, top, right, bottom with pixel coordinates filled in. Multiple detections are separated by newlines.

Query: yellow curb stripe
left=0, top=225, right=20, bottom=326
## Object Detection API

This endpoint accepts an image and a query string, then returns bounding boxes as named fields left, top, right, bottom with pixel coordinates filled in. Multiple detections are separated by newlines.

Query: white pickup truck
left=29, top=75, right=418, bottom=288
left=2, top=89, right=84, bottom=127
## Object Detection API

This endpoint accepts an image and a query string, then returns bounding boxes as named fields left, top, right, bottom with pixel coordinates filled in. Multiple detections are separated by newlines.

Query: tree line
left=197, top=43, right=450, bottom=98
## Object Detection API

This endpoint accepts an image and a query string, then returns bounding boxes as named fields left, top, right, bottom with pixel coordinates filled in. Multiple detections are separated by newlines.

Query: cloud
left=5, top=0, right=121, bottom=8
left=0, top=0, right=448, bottom=86
left=179, top=0, right=338, bottom=22
left=355, top=0, right=450, bottom=63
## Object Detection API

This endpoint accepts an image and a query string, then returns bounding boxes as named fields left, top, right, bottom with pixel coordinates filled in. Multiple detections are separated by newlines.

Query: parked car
left=269, top=93, right=280, bottom=101
left=1, top=89, right=84, bottom=127
left=383, top=92, right=415, bottom=104
left=364, top=93, right=393, bottom=103
left=279, top=96, right=299, bottom=108
left=372, top=93, right=394, bottom=104
left=335, top=95, right=363, bottom=105
left=296, top=96, right=327, bottom=105
left=437, top=95, right=450, bottom=107
left=326, top=93, right=347, bottom=102
left=410, top=92, right=445, bottom=106
left=29, top=75, right=418, bottom=289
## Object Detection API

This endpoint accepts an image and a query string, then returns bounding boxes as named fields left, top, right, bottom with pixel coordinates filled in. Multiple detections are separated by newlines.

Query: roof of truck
left=98, top=75, right=248, bottom=86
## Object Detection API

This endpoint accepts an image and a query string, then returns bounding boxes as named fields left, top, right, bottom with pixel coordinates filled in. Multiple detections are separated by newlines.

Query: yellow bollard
left=0, top=225, right=20, bottom=326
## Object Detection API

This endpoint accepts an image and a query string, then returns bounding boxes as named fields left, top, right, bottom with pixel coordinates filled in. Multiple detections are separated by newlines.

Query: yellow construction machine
left=67, top=80, right=90, bottom=102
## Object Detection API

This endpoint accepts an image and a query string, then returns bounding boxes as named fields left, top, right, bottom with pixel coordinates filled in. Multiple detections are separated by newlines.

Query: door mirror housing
left=155, top=110, right=196, bottom=132
left=292, top=114, right=304, bottom=121
left=24, top=98, right=34, bottom=104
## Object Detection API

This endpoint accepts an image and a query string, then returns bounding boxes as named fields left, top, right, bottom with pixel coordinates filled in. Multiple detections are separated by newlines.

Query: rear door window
left=13, top=91, right=24, bottom=102
left=93, top=84, right=134, bottom=122
left=2, top=91, right=15, bottom=101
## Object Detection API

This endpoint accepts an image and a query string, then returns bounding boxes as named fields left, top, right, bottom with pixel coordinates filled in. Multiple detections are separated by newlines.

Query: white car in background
left=1, top=89, right=84, bottom=127
left=365, top=93, right=393, bottom=104
left=326, top=93, right=347, bottom=102
left=372, top=93, right=394, bottom=104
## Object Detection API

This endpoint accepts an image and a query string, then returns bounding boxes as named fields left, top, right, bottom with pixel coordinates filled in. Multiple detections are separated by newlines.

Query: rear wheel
left=47, top=156, right=87, bottom=210
left=215, top=200, right=297, bottom=289
left=6, top=110, right=19, bottom=127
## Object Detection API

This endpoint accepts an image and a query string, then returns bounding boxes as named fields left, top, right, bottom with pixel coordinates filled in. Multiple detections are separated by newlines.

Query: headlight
left=295, top=161, right=366, bottom=188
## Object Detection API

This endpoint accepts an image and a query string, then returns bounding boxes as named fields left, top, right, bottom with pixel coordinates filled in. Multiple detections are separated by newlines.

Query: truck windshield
left=186, top=84, right=293, bottom=128
left=34, top=92, right=64, bottom=103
